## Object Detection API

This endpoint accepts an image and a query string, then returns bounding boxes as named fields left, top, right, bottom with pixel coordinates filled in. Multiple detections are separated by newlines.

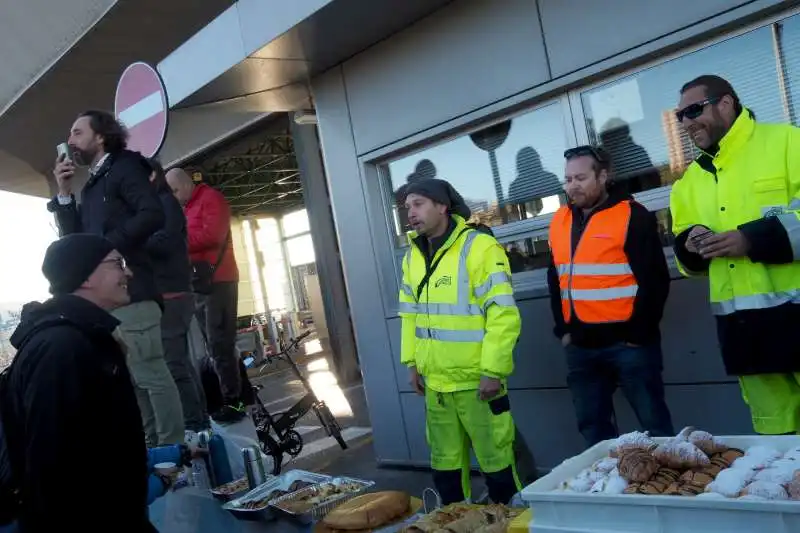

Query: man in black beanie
left=398, top=179, right=523, bottom=504
left=0, top=234, right=157, bottom=531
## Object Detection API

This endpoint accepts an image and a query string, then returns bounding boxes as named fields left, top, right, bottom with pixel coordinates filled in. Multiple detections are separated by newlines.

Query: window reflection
left=581, top=23, right=781, bottom=195
left=500, top=234, right=551, bottom=274
left=653, top=208, right=675, bottom=248
left=384, top=103, right=569, bottom=246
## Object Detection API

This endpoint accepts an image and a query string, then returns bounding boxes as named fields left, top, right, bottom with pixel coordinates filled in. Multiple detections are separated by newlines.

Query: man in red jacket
left=165, top=168, right=244, bottom=422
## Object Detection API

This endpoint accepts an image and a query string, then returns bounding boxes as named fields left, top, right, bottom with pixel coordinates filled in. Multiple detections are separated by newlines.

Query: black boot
left=484, top=466, right=517, bottom=505
left=432, top=469, right=465, bottom=505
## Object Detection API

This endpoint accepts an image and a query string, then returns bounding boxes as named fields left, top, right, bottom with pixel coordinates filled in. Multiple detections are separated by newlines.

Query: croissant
left=618, top=449, right=659, bottom=482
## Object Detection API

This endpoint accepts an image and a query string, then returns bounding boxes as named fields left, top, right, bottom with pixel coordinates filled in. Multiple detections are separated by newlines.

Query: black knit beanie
left=402, top=178, right=472, bottom=220
left=42, top=234, right=116, bottom=296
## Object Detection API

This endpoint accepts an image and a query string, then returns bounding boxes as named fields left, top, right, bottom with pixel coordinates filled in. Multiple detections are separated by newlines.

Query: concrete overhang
left=0, top=0, right=235, bottom=197
left=157, top=0, right=453, bottom=110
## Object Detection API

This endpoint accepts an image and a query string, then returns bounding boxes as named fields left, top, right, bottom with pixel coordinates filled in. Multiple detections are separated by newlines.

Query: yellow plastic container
left=508, top=509, right=532, bottom=533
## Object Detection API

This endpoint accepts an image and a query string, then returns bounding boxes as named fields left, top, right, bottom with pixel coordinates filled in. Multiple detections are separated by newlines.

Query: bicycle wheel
left=316, top=403, right=348, bottom=450
left=257, top=429, right=284, bottom=475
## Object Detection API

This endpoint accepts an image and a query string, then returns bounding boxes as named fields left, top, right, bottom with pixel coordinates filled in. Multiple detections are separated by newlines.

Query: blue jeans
left=565, top=342, right=674, bottom=448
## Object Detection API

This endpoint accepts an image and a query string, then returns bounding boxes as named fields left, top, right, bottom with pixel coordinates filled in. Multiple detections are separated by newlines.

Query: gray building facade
left=2, top=0, right=798, bottom=470
left=310, top=0, right=799, bottom=468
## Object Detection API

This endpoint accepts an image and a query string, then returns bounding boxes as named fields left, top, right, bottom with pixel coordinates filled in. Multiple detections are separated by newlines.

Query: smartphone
left=56, top=142, right=73, bottom=163
left=690, top=229, right=715, bottom=247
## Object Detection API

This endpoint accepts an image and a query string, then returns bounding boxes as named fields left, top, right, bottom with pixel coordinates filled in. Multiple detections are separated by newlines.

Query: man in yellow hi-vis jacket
left=671, top=75, right=800, bottom=435
left=398, top=179, right=521, bottom=505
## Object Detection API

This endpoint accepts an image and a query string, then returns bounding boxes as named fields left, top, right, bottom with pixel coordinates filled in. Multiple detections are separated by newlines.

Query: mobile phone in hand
left=690, top=229, right=715, bottom=247
left=56, top=142, right=73, bottom=163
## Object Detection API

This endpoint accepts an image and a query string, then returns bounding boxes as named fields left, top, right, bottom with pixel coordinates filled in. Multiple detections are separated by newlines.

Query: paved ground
left=244, top=349, right=490, bottom=500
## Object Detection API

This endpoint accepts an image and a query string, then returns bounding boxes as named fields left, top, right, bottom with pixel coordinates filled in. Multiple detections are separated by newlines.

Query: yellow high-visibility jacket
left=398, top=216, right=521, bottom=393
left=670, top=108, right=800, bottom=375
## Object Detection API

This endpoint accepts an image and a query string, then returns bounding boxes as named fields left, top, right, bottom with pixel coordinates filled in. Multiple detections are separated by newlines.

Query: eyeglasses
left=675, top=97, right=720, bottom=122
left=102, top=257, right=127, bottom=271
left=564, top=145, right=607, bottom=162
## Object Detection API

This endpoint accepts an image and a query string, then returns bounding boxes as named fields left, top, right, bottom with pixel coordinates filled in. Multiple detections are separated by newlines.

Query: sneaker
left=212, top=402, right=247, bottom=424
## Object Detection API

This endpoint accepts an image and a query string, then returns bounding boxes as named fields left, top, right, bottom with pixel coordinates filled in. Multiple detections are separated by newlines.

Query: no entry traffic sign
left=114, top=62, right=169, bottom=158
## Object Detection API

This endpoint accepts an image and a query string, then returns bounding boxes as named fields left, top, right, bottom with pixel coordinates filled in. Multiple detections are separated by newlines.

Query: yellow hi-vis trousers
left=425, top=389, right=520, bottom=501
left=739, top=373, right=800, bottom=434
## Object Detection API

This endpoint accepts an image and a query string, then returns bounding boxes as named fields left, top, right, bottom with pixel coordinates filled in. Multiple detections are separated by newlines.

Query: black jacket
left=145, top=190, right=192, bottom=294
left=46, top=150, right=165, bottom=304
left=547, top=192, right=671, bottom=348
left=1, top=296, right=153, bottom=531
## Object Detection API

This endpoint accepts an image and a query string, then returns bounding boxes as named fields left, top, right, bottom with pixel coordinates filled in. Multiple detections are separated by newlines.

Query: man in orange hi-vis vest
left=547, top=145, right=674, bottom=448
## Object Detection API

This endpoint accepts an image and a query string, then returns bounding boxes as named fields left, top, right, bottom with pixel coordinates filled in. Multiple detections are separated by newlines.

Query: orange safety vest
left=549, top=201, right=638, bottom=323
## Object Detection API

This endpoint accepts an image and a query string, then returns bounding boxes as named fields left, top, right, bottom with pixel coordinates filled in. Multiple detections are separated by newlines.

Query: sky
left=0, top=191, right=57, bottom=307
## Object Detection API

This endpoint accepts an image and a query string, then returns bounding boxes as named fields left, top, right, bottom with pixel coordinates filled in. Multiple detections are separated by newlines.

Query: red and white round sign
left=114, top=62, right=169, bottom=158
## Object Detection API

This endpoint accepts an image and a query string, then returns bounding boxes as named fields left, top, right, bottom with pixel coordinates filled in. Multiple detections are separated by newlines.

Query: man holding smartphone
left=46, top=110, right=185, bottom=446
left=671, top=75, right=800, bottom=435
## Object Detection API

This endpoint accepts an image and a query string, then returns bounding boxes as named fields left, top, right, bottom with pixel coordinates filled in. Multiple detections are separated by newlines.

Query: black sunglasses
left=675, top=96, right=720, bottom=122
left=564, top=145, right=607, bottom=162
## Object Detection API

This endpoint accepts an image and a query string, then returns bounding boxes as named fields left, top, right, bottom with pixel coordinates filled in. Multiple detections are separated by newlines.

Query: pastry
left=610, top=431, right=657, bottom=457
left=678, top=484, right=704, bottom=496
left=618, top=449, right=659, bottom=482
left=739, top=481, right=789, bottom=501
left=653, top=441, right=710, bottom=469
left=688, top=430, right=726, bottom=455
left=637, top=483, right=662, bottom=495
left=710, top=457, right=731, bottom=469
left=623, top=483, right=641, bottom=494
left=720, top=448, right=744, bottom=464
left=786, top=471, right=800, bottom=500
left=679, top=470, right=714, bottom=488
left=405, top=504, right=474, bottom=533
left=323, top=491, right=411, bottom=530
left=700, top=464, right=723, bottom=478
left=663, top=482, right=682, bottom=495
left=706, top=468, right=754, bottom=498
left=654, top=468, right=681, bottom=483
left=441, top=510, right=489, bottom=533
left=753, top=466, right=799, bottom=485
left=644, top=479, right=667, bottom=493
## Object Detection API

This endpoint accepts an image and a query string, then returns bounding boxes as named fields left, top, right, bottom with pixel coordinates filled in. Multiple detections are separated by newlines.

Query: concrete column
left=290, top=113, right=360, bottom=385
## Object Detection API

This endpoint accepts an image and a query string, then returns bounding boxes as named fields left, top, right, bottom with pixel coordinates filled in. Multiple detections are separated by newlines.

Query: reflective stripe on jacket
left=398, top=216, right=521, bottom=393
left=671, top=108, right=800, bottom=375
left=549, top=201, right=637, bottom=324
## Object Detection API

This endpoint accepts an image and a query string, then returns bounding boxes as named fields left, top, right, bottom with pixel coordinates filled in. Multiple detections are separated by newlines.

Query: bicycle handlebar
left=257, top=331, right=312, bottom=375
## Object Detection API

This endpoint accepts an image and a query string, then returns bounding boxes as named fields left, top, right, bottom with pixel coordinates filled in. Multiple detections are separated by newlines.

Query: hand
left=478, top=376, right=502, bottom=401
left=561, top=333, right=572, bottom=347
left=698, top=230, right=750, bottom=259
left=53, top=156, right=76, bottom=196
left=188, top=443, right=207, bottom=460
left=409, top=366, right=425, bottom=396
left=685, top=225, right=712, bottom=254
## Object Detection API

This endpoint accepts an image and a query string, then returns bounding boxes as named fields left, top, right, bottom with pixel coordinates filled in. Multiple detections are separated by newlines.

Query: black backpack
left=0, top=362, right=21, bottom=525
left=0, top=317, right=72, bottom=525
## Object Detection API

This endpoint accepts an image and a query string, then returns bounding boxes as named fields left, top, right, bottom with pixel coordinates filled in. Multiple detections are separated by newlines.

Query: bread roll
left=323, top=491, right=411, bottom=530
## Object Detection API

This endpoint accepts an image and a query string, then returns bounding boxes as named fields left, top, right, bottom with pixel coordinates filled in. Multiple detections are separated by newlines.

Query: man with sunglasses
left=548, top=145, right=673, bottom=448
left=671, top=75, right=800, bottom=436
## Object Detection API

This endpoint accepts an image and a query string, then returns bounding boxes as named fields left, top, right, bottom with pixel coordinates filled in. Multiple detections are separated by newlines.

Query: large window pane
left=777, top=14, right=800, bottom=125
left=581, top=24, right=783, bottom=195
left=383, top=102, right=570, bottom=247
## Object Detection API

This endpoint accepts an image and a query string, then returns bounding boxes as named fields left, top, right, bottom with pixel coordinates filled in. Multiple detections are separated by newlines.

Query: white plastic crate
left=522, top=435, right=800, bottom=533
